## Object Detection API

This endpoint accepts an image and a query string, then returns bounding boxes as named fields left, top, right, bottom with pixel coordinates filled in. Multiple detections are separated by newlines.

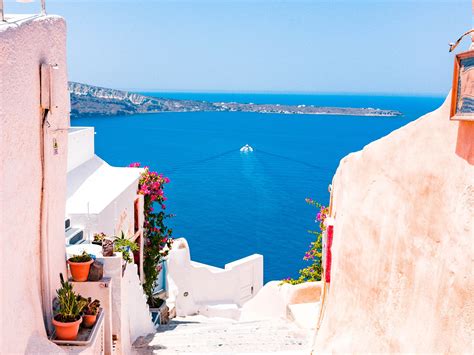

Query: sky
left=7, top=0, right=474, bottom=94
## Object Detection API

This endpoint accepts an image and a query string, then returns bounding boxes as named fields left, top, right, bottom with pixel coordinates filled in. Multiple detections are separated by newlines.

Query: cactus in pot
left=52, top=274, right=88, bottom=340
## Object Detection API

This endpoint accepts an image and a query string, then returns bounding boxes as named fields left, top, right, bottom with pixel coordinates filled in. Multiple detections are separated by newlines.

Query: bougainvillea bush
left=283, top=198, right=329, bottom=285
left=130, top=163, right=174, bottom=306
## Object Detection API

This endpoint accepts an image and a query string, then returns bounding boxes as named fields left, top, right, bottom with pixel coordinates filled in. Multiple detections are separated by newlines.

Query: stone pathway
left=133, top=315, right=312, bottom=354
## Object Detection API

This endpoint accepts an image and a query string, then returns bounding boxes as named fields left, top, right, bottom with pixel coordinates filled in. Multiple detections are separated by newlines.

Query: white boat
left=240, top=144, right=254, bottom=152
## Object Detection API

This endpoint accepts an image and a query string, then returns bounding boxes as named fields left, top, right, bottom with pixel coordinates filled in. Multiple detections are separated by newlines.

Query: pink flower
left=129, top=162, right=141, bottom=168
left=162, top=204, right=166, bottom=210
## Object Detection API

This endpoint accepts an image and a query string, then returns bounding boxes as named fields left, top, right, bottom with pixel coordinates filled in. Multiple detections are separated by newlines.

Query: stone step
left=133, top=315, right=312, bottom=354
left=65, top=227, right=84, bottom=245
left=198, top=303, right=241, bottom=320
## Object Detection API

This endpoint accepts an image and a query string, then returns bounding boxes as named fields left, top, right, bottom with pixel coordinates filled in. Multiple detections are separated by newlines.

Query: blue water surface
left=71, top=93, right=444, bottom=282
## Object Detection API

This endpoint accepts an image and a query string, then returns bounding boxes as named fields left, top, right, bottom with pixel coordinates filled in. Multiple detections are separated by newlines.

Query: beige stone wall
left=0, top=16, right=69, bottom=353
left=314, top=95, right=473, bottom=352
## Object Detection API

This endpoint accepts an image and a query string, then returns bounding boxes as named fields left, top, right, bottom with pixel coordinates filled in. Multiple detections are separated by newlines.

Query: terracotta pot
left=52, top=316, right=82, bottom=340
left=82, top=313, right=97, bottom=328
left=67, top=259, right=93, bottom=282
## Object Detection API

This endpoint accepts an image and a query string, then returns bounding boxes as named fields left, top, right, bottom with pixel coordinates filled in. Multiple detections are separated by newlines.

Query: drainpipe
left=39, top=63, right=61, bottom=335
left=39, top=107, right=53, bottom=334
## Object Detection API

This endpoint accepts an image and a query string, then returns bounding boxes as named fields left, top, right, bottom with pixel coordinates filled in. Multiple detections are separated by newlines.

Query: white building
left=66, top=126, right=142, bottom=244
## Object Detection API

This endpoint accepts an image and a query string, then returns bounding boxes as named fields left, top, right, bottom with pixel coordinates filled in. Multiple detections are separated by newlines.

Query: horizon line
left=69, top=81, right=447, bottom=98
left=120, top=88, right=447, bottom=98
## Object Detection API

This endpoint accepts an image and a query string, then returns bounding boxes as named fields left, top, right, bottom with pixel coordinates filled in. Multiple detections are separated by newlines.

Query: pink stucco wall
left=0, top=16, right=69, bottom=353
left=314, top=95, right=473, bottom=352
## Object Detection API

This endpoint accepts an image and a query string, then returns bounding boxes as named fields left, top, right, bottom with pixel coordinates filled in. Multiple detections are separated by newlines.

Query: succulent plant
left=82, top=298, right=101, bottom=316
left=93, top=232, right=107, bottom=244
left=55, top=274, right=88, bottom=323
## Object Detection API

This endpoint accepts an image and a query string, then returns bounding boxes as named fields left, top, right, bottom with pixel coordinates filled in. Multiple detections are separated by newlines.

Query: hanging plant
left=129, top=163, right=174, bottom=306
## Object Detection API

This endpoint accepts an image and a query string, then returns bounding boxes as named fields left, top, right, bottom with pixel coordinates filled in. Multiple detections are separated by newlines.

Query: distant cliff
left=69, top=82, right=402, bottom=118
left=69, top=82, right=217, bottom=117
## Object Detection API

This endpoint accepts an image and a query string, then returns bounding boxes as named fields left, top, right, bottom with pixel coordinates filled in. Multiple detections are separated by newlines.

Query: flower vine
left=130, top=162, right=174, bottom=305
left=283, top=198, right=328, bottom=285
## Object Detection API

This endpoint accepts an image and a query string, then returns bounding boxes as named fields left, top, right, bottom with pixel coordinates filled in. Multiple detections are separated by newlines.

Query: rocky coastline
left=69, top=82, right=403, bottom=118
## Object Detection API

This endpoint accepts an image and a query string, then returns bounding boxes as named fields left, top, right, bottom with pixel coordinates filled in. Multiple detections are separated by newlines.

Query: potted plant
left=92, top=232, right=115, bottom=256
left=52, top=274, right=88, bottom=340
left=68, top=251, right=94, bottom=282
left=92, top=232, right=106, bottom=246
left=114, top=232, right=139, bottom=274
left=81, top=297, right=101, bottom=328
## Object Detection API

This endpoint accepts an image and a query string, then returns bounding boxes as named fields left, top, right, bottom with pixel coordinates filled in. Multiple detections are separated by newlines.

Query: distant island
left=69, top=82, right=403, bottom=118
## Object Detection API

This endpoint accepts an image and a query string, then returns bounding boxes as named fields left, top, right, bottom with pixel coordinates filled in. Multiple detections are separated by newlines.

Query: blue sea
left=71, top=93, right=444, bottom=282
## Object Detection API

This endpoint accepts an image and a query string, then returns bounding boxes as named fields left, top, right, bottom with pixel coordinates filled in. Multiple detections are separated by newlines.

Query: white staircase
left=133, top=315, right=312, bottom=354
left=64, top=217, right=85, bottom=245
left=198, top=303, right=241, bottom=320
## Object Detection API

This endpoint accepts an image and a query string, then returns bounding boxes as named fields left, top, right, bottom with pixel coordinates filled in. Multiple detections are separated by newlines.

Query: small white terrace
left=66, top=127, right=142, bottom=237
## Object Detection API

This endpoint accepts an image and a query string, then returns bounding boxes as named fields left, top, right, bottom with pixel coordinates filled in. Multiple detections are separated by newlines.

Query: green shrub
left=113, top=231, right=139, bottom=263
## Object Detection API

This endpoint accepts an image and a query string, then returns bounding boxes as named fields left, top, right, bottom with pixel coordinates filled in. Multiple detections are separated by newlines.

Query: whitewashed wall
left=67, top=127, right=95, bottom=172
left=66, top=126, right=141, bottom=239
left=314, top=96, right=474, bottom=353
left=167, top=238, right=264, bottom=318
left=0, top=15, right=69, bottom=353
left=68, top=180, right=139, bottom=239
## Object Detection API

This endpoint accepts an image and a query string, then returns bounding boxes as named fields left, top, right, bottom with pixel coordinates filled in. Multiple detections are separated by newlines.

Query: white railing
left=167, top=238, right=264, bottom=318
